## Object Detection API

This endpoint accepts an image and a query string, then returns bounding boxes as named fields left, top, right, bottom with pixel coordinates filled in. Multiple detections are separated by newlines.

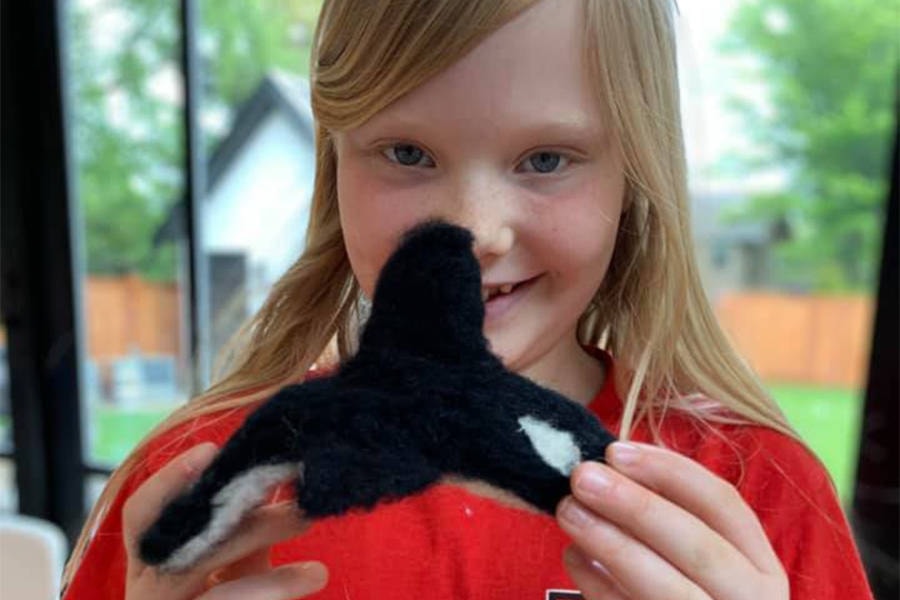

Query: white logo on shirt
left=545, top=590, right=583, bottom=600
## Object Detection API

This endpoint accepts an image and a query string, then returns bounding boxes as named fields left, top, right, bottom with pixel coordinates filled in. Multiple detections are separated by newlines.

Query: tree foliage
left=69, top=0, right=322, bottom=280
left=722, top=0, right=898, bottom=291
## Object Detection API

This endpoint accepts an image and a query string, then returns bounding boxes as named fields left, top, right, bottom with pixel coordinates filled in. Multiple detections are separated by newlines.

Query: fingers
left=123, top=443, right=219, bottom=558
left=568, top=461, right=758, bottom=599
left=605, top=442, right=781, bottom=575
left=197, top=562, right=328, bottom=600
left=562, top=545, right=629, bottom=599
left=130, top=504, right=313, bottom=598
left=558, top=496, right=711, bottom=599
left=188, top=502, right=312, bottom=576
left=122, top=443, right=313, bottom=600
left=207, top=549, right=272, bottom=587
left=558, top=441, right=788, bottom=600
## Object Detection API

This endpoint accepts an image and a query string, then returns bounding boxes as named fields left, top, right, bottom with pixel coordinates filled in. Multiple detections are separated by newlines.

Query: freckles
left=339, top=190, right=435, bottom=298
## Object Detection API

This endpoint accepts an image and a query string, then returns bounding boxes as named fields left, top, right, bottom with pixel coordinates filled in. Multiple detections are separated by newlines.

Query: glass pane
left=0, top=458, right=16, bottom=514
left=193, top=0, right=323, bottom=382
left=84, top=474, right=109, bottom=514
left=66, top=0, right=189, bottom=469
left=0, top=318, right=16, bottom=513
left=677, top=0, right=893, bottom=503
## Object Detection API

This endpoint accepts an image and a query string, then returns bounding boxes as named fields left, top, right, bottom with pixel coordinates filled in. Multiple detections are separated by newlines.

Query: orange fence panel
left=84, top=274, right=181, bottom=360
left=715, top=292, right=874, bottom=388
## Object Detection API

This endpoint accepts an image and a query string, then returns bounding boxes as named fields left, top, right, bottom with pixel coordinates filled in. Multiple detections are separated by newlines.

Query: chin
left=484, top=334, right=528, bottom=373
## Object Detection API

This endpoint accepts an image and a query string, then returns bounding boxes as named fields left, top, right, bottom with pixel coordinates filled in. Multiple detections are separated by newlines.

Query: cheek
left=536, top=172, right=625, bottom=281
left=336, top=162, right=431, bottom=297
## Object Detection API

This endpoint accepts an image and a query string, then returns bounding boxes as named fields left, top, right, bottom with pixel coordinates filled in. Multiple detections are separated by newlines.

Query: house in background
left=690, top=188, right=785, bottom=302
left=156, top=71, right=317, bottom=369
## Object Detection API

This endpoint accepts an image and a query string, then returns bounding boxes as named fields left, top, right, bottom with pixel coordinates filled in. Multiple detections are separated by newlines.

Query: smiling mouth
left=482, top=275, right=540, bottom=303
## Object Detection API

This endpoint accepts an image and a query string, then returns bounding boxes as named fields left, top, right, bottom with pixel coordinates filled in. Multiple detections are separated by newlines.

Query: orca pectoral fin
left=140, top=461, right=303, bottom=572
left=139, top=382, right=338, bottom=571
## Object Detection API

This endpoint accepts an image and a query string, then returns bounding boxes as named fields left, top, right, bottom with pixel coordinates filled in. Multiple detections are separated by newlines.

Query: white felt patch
left=517, top=415, right=582, bottom=476
left=162, top=462, right=302, bottom=572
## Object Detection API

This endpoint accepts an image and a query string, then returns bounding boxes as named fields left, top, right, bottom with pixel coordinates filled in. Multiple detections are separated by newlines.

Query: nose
left=445, top=172, right=515, bottom=263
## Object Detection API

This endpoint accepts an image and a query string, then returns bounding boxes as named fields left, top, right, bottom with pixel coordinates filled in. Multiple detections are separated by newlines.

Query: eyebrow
left=507, top=119, right=609, bottom=144
left=353, top=115, right=609, bottom=149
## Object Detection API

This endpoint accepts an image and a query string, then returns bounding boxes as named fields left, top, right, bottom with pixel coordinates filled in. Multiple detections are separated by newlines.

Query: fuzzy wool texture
left=517, top=415, right=583, bottom=476
left=139, top=220, right=616, bottom=571
left=162, top=463, right=301, bottom=571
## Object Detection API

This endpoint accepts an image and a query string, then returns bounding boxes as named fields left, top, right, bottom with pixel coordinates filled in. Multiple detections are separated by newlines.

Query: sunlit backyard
left=768, top=384, right=863, bottom=504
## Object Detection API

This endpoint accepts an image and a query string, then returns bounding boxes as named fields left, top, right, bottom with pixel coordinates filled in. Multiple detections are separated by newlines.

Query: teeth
left=482, top=283, right=517, bottom=302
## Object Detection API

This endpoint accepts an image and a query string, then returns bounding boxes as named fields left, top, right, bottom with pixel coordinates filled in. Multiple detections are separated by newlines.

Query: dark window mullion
left=852, top=108, right=899, bottom=599
left=180, top=0, right=212, bottom=394
left=1, top=0, right=86, bottom=543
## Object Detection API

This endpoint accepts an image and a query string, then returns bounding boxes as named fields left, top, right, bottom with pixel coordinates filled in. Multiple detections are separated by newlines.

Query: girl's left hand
left=556, top=441, right=789, bottom=600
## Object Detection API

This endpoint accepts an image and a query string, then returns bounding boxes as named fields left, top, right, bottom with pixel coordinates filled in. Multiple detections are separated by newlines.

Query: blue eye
left=526, top=152, right=565, bottom=173
left=383, top=144, right=435, bottom=167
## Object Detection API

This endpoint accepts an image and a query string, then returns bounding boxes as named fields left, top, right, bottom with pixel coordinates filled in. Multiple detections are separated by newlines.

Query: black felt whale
left=139, top=220, right=616, bottom=571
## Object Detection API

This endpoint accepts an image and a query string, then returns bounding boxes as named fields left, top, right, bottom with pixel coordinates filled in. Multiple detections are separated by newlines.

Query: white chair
left=0, top=514, right=68, bottom=600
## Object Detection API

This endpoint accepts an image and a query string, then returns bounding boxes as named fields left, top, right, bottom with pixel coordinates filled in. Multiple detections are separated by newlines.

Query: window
left=63, top=0, right=324, bottom=505
left=68, top=0, right=189, bottom=474
left=676, top=0, right=894, bottom=503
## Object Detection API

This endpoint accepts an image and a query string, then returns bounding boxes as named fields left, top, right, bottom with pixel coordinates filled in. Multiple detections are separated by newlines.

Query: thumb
left=122, top=442, right=219, bottom=557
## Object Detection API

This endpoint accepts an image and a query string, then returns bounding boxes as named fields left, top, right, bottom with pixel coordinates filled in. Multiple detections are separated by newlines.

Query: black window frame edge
left=181, top=0, right=212, bottom=395
left=851, top=80, right=900, bottom=600
left=0, top=0, right=210, bottom=546
left=1, top=0, right=86, bottom=543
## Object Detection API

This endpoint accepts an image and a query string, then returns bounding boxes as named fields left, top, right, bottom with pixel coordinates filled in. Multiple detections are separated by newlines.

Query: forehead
left=354, top=0, right=600, bottom=141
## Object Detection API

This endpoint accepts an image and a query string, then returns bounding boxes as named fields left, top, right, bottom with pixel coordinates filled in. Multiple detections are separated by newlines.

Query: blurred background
left=2, top=0, right=897, bottom=597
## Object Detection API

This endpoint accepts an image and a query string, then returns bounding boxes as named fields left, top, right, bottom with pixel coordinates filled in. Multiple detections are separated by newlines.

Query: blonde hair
left=64, top=0, right=792, bottom=587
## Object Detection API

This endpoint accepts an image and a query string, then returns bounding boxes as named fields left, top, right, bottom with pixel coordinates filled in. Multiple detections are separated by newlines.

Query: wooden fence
left=715, top=292, right=873, bottom=388
left=84, top=274, right=181, bottom=360
left=73, top=277, right=874, bottom=389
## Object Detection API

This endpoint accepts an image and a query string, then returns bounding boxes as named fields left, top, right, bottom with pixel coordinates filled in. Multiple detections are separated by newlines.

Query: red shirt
left=64, top=349, right=873, bottom=599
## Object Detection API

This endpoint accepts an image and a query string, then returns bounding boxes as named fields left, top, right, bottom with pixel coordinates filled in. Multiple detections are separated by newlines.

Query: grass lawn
left=87, top=404, right=175, bottom=466
left=766, top=383, right=863, bottom=504
left=0, top=405, right=174, bottom=466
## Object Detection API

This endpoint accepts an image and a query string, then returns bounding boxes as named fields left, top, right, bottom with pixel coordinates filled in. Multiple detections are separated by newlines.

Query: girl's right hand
left=122, top=443, right=328, bottom=599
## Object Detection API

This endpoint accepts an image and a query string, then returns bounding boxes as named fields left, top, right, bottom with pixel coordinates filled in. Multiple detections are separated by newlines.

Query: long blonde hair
left=64, top=0, right=792, bottom=586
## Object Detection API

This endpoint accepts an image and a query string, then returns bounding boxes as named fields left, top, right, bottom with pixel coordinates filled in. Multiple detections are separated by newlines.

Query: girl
left=62, top=0, right=873, bottom=598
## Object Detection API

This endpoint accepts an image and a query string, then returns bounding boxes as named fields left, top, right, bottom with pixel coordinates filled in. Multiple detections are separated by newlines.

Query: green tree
left=721, top=0, right=898, bottom=291
left=69, top=0, right=322, bottom=281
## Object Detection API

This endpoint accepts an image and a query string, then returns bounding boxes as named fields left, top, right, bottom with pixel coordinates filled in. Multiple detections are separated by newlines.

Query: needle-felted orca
left=139, top=220, right=617, bottom=572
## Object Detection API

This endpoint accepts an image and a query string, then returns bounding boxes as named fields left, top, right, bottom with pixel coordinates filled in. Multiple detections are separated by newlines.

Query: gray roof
left=691, top=191, right=771, bottom=245
left=154, top=71, right=315, bottom=245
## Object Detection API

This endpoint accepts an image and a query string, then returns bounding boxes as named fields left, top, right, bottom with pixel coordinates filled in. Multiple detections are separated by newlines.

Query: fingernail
left=183, top=443, right=217, bottom=475
left=207, top=569, right=225, bottom=585
left=588, top=558, right=611, bottom=576
left=575, top=463, right=612, bottom=497
left=297, top=561, right=329, bottom=588
left=559, top=497, right=595, bottom=529
left=610, top=442, right=641, bottom=467
left=280, top=562, right=326, bottom=594
left=564, top=546, right=610, bottom=577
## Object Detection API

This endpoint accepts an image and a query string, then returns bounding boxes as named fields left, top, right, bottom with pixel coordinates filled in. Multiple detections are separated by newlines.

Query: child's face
left=333, top=0, right=625, bottom=389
